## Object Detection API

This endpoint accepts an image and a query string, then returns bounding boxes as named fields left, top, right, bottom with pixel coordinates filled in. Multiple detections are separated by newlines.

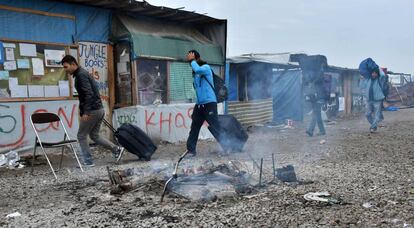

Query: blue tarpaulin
left=0, top=0, right=111, bottom=44
left=227, top=60, right=303, bottom=121
left=0, top=41, right=4, bottom=64
left=272, top=70, right=303, bottom=122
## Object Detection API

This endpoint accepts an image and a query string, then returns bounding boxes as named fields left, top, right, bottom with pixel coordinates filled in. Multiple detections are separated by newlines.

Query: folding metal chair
left=30, top=112, right=84, bottom=179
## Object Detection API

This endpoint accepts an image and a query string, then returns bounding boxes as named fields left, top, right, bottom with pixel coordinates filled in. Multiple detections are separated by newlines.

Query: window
left=169, top=62, right=195, bottom=103
left=115, top=42, right=133, bottom=106
left=136, top=59, right=167, bottom=105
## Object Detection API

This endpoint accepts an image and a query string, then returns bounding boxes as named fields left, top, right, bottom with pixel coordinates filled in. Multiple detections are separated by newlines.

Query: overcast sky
left=148, top=0, right=413, bottom=73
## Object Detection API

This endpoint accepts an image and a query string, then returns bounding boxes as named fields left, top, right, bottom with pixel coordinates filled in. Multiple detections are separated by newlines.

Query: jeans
left=307, top=101, right=325, bottom=135
left=77, top=109, right=117, bottom=164
left=186, top=102, right=221, bottom=153
left=365, top=101, right=382, bottom=129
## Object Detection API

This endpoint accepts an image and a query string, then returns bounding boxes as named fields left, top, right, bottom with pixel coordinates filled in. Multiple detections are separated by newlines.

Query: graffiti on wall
left=0, top=100, right=79, bottom=151
left=113, top=104, right=223, bottom=143
left=79, top=42, right=109, bottom=102
left=352, top=94, right=365, bottom=112
left=79, top=42, right=110, bottom=137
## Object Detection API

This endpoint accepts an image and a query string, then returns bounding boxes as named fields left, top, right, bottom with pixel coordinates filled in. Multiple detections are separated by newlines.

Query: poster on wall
left=44, top=85, right=60, bottom=97
left=3, top=43, right=16, bottom=48
left=5, top=48, right=14, bottom=61
left=19, top=43, right=37, bottom=57
left=4, top=61, right=17, bottom=71
left=58, top=80, right=70, bottom=96
left=32, top=58, right=45, bottom=76
left=8, top=77, right=25, bottom=98
left=44, top=49, right=66, bottom=67
left=17, top=59, right=30, bottom=69
left=0, top=71, right=9, bottom=80
left=28, top=85, right=45, bottom=97
left=78, top=42, right=108, bottom=100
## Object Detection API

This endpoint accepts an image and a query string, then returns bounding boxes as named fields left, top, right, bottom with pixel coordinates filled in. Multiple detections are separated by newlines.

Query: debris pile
left=108, top=160, right=258, bottom=202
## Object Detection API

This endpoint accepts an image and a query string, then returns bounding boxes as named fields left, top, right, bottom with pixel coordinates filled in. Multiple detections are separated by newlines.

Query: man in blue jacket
left=360, top=67, right=386, bottom=133
left=185, top=50, right=221, bottom=157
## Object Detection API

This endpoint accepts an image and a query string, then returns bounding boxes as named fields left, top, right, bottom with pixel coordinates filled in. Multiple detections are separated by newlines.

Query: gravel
left=1, top=109, right=413, bottom=227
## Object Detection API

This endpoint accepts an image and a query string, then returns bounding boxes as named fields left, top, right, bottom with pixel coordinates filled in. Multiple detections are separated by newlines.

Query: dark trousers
left=186, top=102, right=221, bottom=153
left=307, top=101, right=326, bottom=135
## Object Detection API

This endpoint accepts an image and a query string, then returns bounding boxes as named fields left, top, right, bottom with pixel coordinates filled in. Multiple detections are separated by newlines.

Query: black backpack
left=201, top=70, right=228, bottom=103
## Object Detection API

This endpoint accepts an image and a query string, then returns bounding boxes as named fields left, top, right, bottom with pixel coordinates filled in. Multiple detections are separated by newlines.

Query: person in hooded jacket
left=359, top=66, right=387, bottom=133
left=185, top=50, right=221, bottom=157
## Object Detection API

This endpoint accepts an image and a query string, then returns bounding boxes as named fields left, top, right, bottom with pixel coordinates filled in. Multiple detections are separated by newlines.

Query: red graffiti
left=175, top=113, right=186, bottom=128
left=57, top=104, right=77, bottom=128
left=0, top=103, right=78, bottom=149
left=143, top=107, right=200, bottom=135
left=100, top=95, right=109, bottom=102
left=0, top=105, right=26, bottom=148
left=32, top=104, right=77, bottom=132
left=145, top=110, right=157, bottom=133
left=159, top=112, right=172, bottom=134
left=187, top=107, right=193, bottom=119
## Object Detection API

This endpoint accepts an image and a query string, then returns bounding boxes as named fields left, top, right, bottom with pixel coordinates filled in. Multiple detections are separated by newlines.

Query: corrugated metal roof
left=227, top=53, right=302, bottom=69
left=228, top=53, right=359, bottom=73
left=56, top=0, right=226, bottom=24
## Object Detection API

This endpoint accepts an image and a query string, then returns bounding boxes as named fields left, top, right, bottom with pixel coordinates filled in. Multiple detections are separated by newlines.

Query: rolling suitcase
left=103, top=119, right=157, bottom=161
left=208, top=114, right=248, bottom=153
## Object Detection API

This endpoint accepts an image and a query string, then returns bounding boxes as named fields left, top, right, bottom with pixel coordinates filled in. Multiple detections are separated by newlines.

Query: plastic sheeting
left=0, top=0, right=111, bottom=44
left=113, top=15, right=224, bottom=64
left=272, top=69, right=303, bottom=122
left=227, top=61, right=303, bottom=121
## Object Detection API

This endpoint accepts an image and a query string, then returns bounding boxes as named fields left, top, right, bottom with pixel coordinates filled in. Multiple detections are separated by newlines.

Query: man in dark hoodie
left=61, top=55, right=123, bottom=166
left=185, top=50, right=221, bottom=157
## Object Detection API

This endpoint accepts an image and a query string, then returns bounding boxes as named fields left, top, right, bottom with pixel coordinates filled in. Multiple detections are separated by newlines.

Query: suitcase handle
left=102, top=118, right=117, bottom=133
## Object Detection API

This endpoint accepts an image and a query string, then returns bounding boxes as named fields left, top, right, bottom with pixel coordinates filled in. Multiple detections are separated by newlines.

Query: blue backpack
left=359, top=58, right=389, bottom=97
left=359, top=58, right=378, bottom=79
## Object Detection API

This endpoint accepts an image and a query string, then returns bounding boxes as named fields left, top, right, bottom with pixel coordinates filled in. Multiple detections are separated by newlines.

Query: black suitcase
left=209, top=114, right=248, bottom=153
left=103, top=119, right=156, bottom=161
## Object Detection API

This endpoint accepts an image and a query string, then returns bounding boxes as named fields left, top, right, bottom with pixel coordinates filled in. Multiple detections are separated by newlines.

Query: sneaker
left=84, top=162, right=95, bottom=167
left=77, top=162, right=95, bottom=168
left=370, top=127, right=377, bottom=133
left=306, top=130, right=313, bottom=137
left=186, top=150, right=197, bottom=157
left=112, top=147, right=125, bottom=161
left=317, top=132, right=326, bottom=136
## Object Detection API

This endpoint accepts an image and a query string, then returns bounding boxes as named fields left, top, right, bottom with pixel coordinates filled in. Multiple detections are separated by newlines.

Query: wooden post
left=107, top=44, right=115, bottom=127
left=131, top=60, right=138, bottom=105
left=343, top=71, right=353, bottom=116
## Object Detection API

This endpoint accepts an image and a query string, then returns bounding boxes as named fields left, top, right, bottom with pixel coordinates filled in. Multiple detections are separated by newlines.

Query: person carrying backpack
left=359, top=60, right=387, bottom=133
left=185, top=50, right=221, bottom=157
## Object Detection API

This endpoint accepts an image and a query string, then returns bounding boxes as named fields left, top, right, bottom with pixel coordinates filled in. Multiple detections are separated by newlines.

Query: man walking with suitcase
left=61, top=55, right=123, bottom=166
left=185, top=50, right=221, bottom=157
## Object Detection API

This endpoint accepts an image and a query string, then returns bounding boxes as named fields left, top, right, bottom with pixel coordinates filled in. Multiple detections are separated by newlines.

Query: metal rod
left=259, top=158, right=263, bottom=186
left=272, top=153, right=276, bottom=181
left=107, top=166, right=115, bottom=185
left=160, top=150, right=189, bottom=203
left=247, top=153, right=261, bottom=170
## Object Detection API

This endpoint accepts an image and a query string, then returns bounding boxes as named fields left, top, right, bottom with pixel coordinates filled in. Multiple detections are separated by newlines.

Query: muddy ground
left=0, top=109, right=413, bottom=227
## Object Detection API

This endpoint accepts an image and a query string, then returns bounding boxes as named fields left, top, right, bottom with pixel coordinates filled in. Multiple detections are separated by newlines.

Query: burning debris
left=107, top=157, right=263, bottom=202
left=106, top=151, right=309, bottom=203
